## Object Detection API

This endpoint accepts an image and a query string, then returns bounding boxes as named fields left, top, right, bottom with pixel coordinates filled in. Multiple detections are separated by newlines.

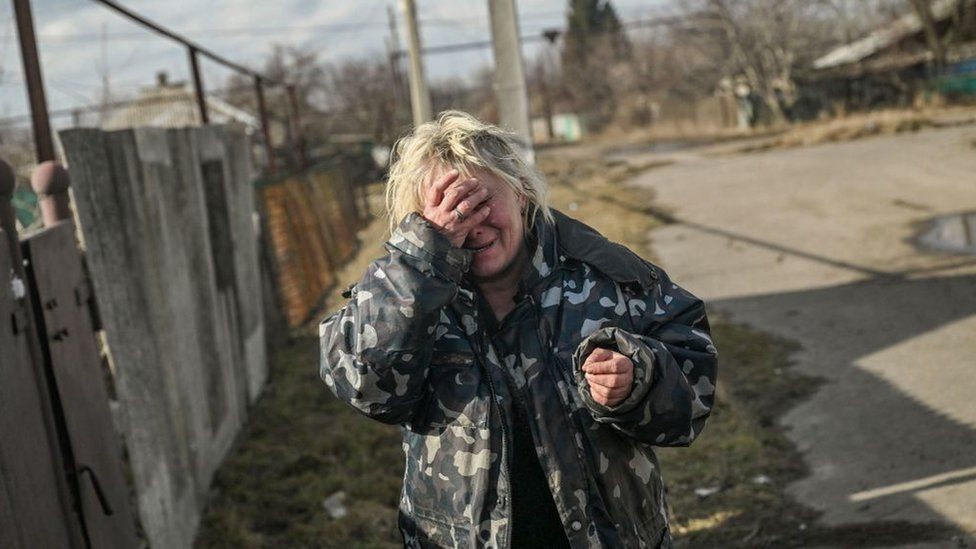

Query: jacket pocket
left=401, top=425, right=493, bottom=536
left=417, top=351, right=490, bottom=430
left=399, top=507, right=474, bottom=548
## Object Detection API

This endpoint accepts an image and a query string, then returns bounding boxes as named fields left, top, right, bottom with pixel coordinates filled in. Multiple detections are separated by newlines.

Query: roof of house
left=101, top=82, right=259, bottom=131
left=813, top=0, right=965, bottom=70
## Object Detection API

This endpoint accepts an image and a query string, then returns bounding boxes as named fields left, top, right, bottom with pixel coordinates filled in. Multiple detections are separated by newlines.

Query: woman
left=319, top=111, right=717, bottom=548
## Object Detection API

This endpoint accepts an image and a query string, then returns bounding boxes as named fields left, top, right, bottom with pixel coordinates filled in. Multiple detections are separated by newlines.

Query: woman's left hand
left=582, top=348, right=634, bottom=407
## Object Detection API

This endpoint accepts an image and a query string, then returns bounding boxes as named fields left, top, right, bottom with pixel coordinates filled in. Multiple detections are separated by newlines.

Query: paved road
left=627, top=126, right=976, bottom=538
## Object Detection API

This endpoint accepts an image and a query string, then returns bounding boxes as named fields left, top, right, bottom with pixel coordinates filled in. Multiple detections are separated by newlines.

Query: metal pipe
left=286, top=85, right=307, bottom=170
left=89, top=0, right=278, bottom=84
left=254, top=76, right=276, bottom=175
left=188, top=47, right=209, bottom=125
left=12, top=0, right=55, bottom=163
left=391, top=15, right=687, bottom=58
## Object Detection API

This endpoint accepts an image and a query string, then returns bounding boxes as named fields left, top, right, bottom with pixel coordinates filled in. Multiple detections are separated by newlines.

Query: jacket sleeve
left=572, top=268, right=718, bottom=446
left=318, top=213, right=471, bottom=425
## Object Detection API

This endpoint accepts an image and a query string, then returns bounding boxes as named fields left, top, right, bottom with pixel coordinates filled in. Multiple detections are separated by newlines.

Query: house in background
left=101, top=72, right=260, bottom=132
left=803, top=0, right=976, bottom=112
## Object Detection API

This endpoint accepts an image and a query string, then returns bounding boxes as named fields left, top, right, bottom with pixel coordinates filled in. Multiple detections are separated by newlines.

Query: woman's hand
left=582, top=348, right=634, bottom=407
left=422, top=169, right=492, bottom=248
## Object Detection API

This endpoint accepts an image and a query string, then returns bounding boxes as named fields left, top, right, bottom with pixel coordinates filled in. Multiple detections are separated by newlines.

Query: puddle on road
left=916, top=211, right=976, bottom=255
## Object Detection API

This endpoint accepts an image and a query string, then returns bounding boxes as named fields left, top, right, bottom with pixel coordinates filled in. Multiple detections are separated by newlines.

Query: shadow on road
left=712, top=272, right=976, bottom=536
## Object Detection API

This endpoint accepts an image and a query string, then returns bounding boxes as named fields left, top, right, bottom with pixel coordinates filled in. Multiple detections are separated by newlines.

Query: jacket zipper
left=472, top=336, right=513, bottom=548
left=530, top=294, right=600, bottom=542
left=478, top=292, right=541, bottom=548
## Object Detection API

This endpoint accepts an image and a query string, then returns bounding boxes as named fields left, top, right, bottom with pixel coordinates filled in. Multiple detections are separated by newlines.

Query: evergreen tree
left=560, top=0, right=631, bottom=129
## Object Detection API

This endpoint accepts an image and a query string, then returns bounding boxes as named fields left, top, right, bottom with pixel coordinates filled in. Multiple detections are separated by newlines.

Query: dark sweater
left=483, top=294, right=571, bottom=549
left=508, top=386, right=572, bottom=548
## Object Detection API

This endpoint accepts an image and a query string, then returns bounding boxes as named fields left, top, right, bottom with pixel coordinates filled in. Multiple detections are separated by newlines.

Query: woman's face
left=461, top=169, right=526, bottom=283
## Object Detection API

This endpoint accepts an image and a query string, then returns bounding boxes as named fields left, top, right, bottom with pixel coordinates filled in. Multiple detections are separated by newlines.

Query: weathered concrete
left=628, top=126, right=976, bottom=536
left=60, top=126, right=267, bottom=549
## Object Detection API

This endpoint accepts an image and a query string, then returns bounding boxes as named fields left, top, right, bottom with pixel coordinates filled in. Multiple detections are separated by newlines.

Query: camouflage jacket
left=319, top=210, right=718, bottom=548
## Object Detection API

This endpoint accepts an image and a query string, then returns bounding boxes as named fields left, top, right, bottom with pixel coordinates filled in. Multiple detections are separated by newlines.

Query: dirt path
left=627, top=126, right=976, bottom=543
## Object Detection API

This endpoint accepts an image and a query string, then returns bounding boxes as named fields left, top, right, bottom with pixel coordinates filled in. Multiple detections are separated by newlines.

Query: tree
left=665, top=0, right=902, bottom=124
left=910, top=0, right=948, bottom=71
left=909, top=0, right=976, bottom=73
left=321, top=56, right=407, bottom=144
left=560, top=0, right=633, bottom=129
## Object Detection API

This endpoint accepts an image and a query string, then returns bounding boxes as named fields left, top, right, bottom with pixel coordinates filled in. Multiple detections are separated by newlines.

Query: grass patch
left=736, top=106, right=976, bottom=154
left=660, top=321, right=817, bottom=547
left=195, top=338, right=404, bottom=548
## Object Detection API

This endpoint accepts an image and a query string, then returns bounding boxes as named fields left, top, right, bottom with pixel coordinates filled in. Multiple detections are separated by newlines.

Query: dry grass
left=739, top=106, right=976, bottom=153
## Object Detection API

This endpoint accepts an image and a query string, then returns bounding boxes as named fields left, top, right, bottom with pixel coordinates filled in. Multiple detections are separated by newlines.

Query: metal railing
left=10, top=0, right=307, bottom=174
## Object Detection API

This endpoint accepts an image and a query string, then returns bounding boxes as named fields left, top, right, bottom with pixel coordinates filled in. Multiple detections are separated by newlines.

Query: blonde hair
left=385, top=110, right=552, bottom=234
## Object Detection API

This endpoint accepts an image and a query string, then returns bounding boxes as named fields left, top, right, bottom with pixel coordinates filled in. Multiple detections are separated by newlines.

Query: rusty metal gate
left=1, top=160, right=138, bottom=548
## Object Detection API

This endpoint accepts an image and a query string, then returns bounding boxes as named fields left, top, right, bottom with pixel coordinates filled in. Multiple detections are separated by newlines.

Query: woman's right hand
left=422, top=169, right=492, bottom=248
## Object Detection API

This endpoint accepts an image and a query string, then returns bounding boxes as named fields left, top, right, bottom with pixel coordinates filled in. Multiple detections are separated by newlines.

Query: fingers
left=584, top=347, right=614, bottom=364
left=440, top=178, right=482, bottom=213
left=425, top=169, right=461, bottom=208
left=462, top=201, right=491, bottom=227
left=453, top=187, right=490, bottom=219
left=441, top=200, right=491, bottom=232
left=420, top=185, right=491, bottom=248
left=583, top=348, right=633, bottom=406
left=419, top=169, right=493, bottom=248
left=588, top=383, right=631, bottom=406
left=585, top=371, right=632, bottom=389
left=582, top=353, right=631, bottom=375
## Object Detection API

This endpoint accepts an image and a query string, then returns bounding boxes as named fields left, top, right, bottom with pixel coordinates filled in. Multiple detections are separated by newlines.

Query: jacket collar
left=548, top=209, right=658, bottom=292
left=515, top=208, right=658, bottom=296
left=510, top=210, right=558, bottom=296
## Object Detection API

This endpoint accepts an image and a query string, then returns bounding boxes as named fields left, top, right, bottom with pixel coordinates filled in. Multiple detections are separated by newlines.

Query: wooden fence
left=1, top=161, right=138, bottom=548
left=57, top=125, right=267, bottom=548
left=258, top=163, right=369, bottom=327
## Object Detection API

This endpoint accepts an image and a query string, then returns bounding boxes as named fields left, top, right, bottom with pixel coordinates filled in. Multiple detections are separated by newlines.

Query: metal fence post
left=12, top=0, right=55, bottom=163
left=286, top=85, right=308, bottom=170
left=188, top=47, right=209, bottom=125
left=31, top=161, right=72, bottom=227
left=254, top=76, right=277, bottom=175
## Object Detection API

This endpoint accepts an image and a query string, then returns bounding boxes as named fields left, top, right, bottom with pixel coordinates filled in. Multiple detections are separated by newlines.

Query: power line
left=394, top=15, right=688, bottom=58
left=32, top=7, right=653, bottom=43
left=0, top=81, right=260, bottom=127
left=87, top=0, right=279, bottom=84
left=33, top=15, right=552, bottom=42
left=38, top=22, right=389, bottom=42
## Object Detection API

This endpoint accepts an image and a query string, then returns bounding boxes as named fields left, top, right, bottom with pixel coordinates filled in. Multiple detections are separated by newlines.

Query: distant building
left=101, top=72, right=260, bottom=132
left=806, top=0, right=976, bottom=109
left=531, top=114, right=584, bottom=143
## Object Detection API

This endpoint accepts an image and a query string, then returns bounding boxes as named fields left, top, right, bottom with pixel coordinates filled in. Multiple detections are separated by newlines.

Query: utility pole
left=488, top=0, right=534, bottom=162
left=399, top=0, right=432, bottom=126
left=386, top=5, right=406, bottom=115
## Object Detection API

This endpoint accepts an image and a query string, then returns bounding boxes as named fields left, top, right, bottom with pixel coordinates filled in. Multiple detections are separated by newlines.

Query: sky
left=0, top=0, right=669, bottom=128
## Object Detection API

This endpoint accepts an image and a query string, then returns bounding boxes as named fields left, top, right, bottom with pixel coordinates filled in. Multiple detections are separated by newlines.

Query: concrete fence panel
left=59, top=125, right=267, bottom=548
